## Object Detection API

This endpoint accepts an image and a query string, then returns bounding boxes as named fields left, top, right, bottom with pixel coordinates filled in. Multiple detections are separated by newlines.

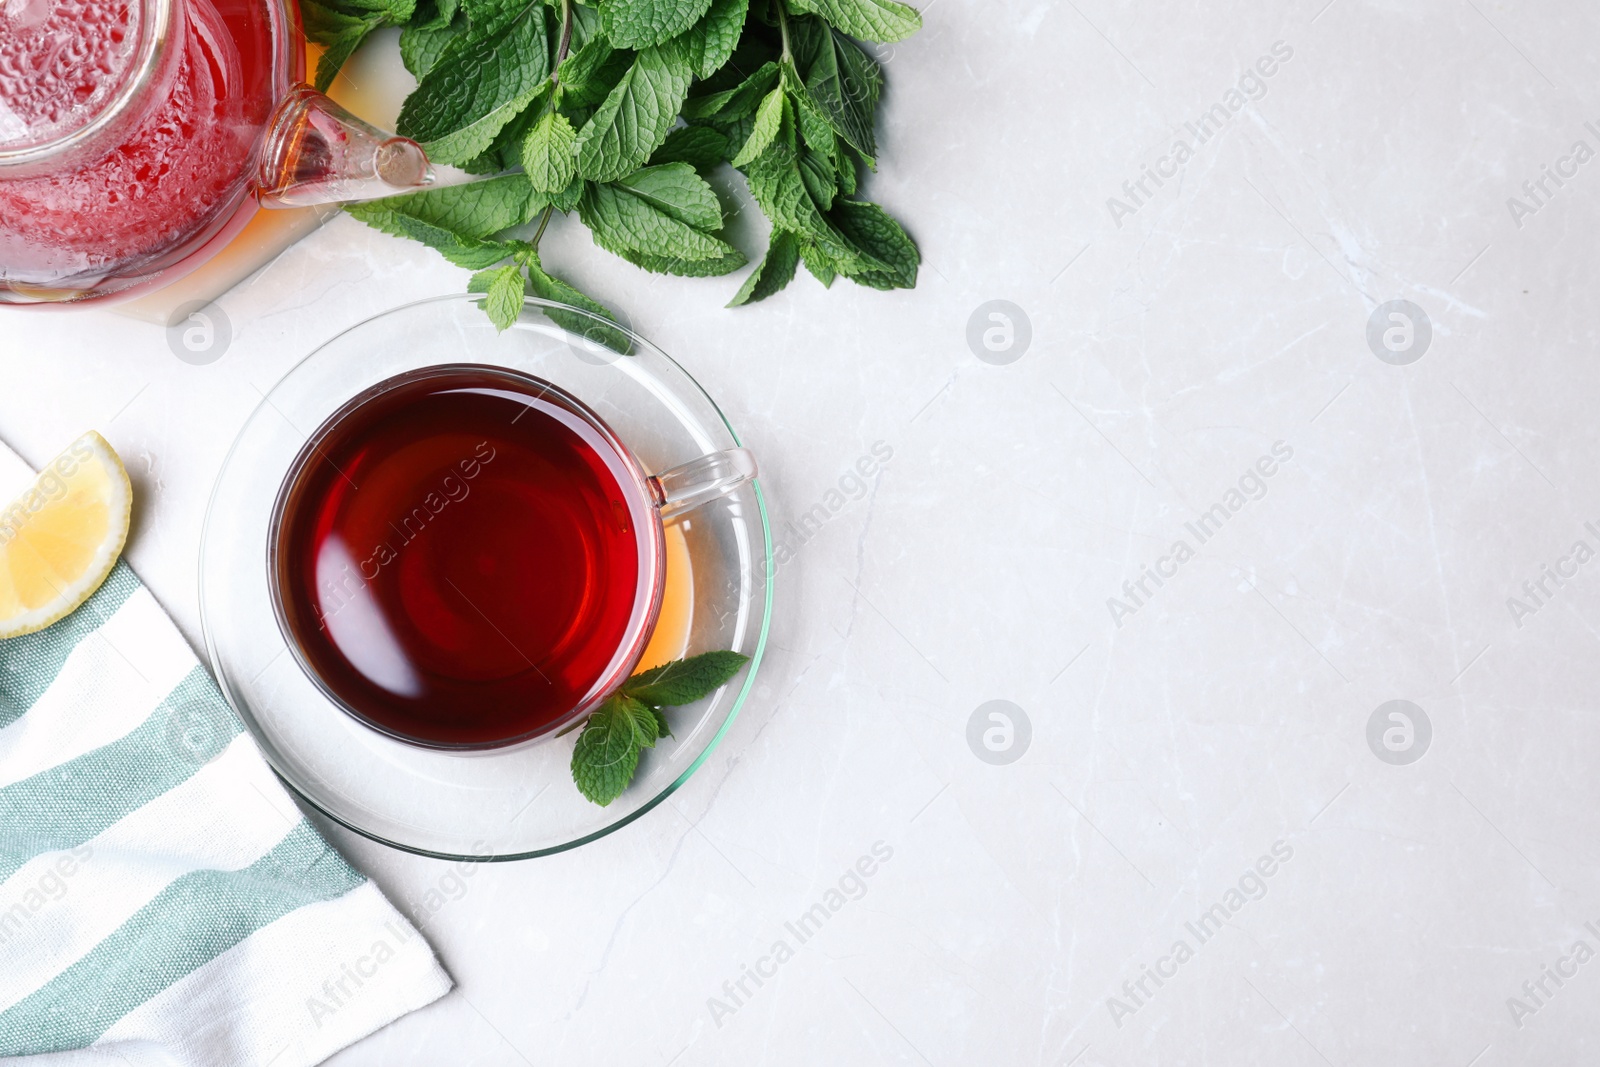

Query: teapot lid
left=0, top=0, right=172, bottom=167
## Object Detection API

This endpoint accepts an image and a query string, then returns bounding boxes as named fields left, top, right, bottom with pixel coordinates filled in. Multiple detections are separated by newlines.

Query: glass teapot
left=0, top=0, right=434, bottom=304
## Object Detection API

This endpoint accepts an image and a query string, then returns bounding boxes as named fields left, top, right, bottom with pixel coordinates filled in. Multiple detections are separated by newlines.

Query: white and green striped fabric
left=0, top=443, right=452, bottom=1066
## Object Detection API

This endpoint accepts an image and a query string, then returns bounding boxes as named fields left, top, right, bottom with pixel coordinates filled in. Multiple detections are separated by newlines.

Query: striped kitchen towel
left=0, top=441, right=452, bottom=1067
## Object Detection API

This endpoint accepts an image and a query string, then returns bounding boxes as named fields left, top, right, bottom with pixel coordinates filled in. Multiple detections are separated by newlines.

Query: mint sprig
left=571, top=650, right=750, bottom=806
left=786, top=0, right=919, bottom=45
left=304, top=0, right=922, bottom=329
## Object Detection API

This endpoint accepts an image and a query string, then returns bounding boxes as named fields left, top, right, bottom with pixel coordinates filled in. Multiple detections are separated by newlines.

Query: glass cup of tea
left=0, top=0, right=436, bottom=304
left=201, top=294, right=772, bottom=856
left=266, top=363, right=758, bottom=751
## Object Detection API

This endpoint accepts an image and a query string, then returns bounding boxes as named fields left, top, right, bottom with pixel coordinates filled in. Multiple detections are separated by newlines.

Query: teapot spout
left=257, top=86, right=433, bottom=209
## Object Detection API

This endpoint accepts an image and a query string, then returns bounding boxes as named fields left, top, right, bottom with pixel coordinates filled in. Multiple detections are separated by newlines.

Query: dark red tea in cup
left=269, top=365, right=665, bottom=749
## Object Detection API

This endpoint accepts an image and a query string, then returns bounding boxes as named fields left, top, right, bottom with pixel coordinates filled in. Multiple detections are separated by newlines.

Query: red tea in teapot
left=0, top=0, right=285, bottom=299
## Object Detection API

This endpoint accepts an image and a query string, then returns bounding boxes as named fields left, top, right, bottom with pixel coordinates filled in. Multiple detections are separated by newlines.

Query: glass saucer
left=199, top=295, right=772, bottom=860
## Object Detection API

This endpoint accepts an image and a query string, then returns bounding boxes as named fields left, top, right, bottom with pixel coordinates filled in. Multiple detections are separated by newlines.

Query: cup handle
left=649, top=448, right=758, bottom=521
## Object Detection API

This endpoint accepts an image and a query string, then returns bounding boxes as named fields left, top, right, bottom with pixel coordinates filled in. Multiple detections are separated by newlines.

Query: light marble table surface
left=7, top=0, right=1600, bottom=1063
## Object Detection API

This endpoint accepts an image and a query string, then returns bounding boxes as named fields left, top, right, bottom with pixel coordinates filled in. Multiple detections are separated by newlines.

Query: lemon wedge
left=0, top=432, right=132, bottom=639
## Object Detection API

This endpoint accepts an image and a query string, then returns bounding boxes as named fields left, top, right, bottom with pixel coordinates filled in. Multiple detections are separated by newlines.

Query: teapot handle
left=256, top=86, right=433, bottom=208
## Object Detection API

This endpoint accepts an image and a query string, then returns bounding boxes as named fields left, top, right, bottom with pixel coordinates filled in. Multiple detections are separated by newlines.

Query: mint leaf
left=793, top=87, right=837, bottom=161
left=467, top=263, right=528, bottom=329
left=459, top=97, right=546, bottom=173
left=556, top=36, right=632, bottom=108
left=728, top=229, right=800, bottom=305
left=787, top=0, right=921, bottom=43
left=698, top=0, right=750, bottom=75
left=396, top=1, right=550, bottom=165
left=570, top=652, right=748, bottom=804
left=683, top=61, right=778, bottom=121
left=301, top=0, right=392, bottom=92
left=617, top=245, right=747, bottom=277
left=571, top=693, right=662, bottom=805
left=828, top=199, right=918, bottom=289
left=460, top=0, right=529, bottom=31
left=522, top=109, right=579, bottom=194
left=549, top=175, right=586, bottom=212
left=352, top=174, right=545, bottom=238
left=522, top=252, right=634, bottom=354
left=575, top=42, right=695, bottom=182
left=562, top=0, right=602, bottom=44
left=801, top=239, right=837, bottom=286
left=579, top=183, right=733, bottom=260
left=572, top=697, right=665, bottom=806
left=347, top=204, right=529, bottom=268
left=313, top=19, right=383, bottom=92
left=716, top=112, right=756, bottom=157
left=623, top=650, right=751, bottom=706
left=799, top=144, right=837, bottom=210
left=408, top=0, right=460, bottom=31
left=300, top=0, right=365, bottom=43
left=730, top=85, right=784, bottom=166
left=603, top=0, right=713, bottom=49
left=739, top=110, right=882, bottom=274
left=649, top=125, right=729, bottom=170
left=400, top=15, right=465, bottom=78
left=741, top=118, right=824, bottom=236
left=794, top=20, right=881, bottom=160
left=339, top=0, right=414, bottom=20
left=430, top=234, right=529, bottom=270
left=579, top=170, right=739, bottom=262
left=836, top=143, right=859, bottom=194
left=610, top=162, right=724, bottom=230
left=674, top=0, right=749, bottom=79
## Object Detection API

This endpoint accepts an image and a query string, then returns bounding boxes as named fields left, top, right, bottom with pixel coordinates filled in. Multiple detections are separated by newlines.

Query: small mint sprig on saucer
left=571, top=650, right=750, bottom=806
